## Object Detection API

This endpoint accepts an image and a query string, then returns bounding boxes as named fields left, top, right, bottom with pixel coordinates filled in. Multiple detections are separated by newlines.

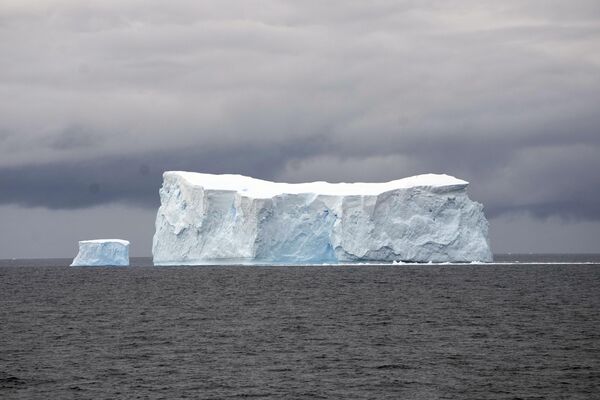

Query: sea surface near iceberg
left=1, top=254, right=599, bottom=399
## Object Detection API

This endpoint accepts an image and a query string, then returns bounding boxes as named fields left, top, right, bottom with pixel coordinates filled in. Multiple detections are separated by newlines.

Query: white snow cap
left=79, top=239, right=130, bottom=245
left=167, top=171, right=468, bottom=199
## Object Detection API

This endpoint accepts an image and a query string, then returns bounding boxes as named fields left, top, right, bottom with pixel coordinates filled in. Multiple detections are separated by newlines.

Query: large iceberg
left=71, top=239, right=130, bottom=266
left=152, top=172, right=492, bottom=265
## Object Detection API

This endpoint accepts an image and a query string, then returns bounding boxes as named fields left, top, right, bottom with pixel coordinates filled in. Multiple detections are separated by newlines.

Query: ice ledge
left=166, top=171, right=468, bottom=199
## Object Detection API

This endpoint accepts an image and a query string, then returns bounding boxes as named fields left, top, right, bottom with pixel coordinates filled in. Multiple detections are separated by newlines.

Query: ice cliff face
left=152, top=172, right=492, bottom=265
left=71, top=239, right=130, bottom=266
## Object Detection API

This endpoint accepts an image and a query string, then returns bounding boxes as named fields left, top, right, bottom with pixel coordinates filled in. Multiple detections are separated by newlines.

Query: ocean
left=1, top=255, right=599, bottom=399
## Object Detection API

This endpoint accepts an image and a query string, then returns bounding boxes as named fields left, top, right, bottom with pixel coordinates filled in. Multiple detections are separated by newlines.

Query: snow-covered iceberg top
left=153, top=172, right=492, bottom=265
left=170, top=171, right=469, bottom=198
left=71, top=239, right=130, bottom=266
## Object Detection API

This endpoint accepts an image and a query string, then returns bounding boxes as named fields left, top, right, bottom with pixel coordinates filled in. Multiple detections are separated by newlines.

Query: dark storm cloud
left=2, top=132, right=599, bottom=221
left=0, top=134, right=333, bottom=209
left=1, top=0, right=599, bottom=223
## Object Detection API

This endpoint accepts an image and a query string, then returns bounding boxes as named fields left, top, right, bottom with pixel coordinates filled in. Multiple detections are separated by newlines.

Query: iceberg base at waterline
left=152, top=171, right=493, bottom=265
left=71, top=239, right=130, bottom=266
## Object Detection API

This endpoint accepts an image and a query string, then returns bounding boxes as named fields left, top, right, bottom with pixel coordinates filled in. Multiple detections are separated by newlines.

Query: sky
left=1, top=0, right=599, bottom=258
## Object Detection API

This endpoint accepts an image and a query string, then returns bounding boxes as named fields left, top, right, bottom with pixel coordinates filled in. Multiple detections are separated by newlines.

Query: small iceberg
left=71, top=239, right=130, bottom=266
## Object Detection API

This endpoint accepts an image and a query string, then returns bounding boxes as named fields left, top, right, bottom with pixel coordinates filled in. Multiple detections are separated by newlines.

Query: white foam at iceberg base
left=71, top=239, right=130, bottom=266
left=152, top=171, right=493, bottom=265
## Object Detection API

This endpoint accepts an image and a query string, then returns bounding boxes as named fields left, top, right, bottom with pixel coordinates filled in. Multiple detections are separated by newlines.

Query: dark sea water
left=1, top=256, right=599, bottom=399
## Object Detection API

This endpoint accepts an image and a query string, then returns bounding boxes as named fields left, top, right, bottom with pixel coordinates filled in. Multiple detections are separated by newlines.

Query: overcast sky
left=1, top=0, right=599, bottom=257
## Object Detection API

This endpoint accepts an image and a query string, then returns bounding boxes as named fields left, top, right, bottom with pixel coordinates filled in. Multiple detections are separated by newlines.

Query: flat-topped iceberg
left=71, top=239, right=130, bottom=266
left=152, top=172, right=492, bottom=265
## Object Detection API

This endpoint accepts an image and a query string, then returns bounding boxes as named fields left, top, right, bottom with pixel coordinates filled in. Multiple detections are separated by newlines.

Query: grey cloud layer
left=1, top=1, right=599, bottom=221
